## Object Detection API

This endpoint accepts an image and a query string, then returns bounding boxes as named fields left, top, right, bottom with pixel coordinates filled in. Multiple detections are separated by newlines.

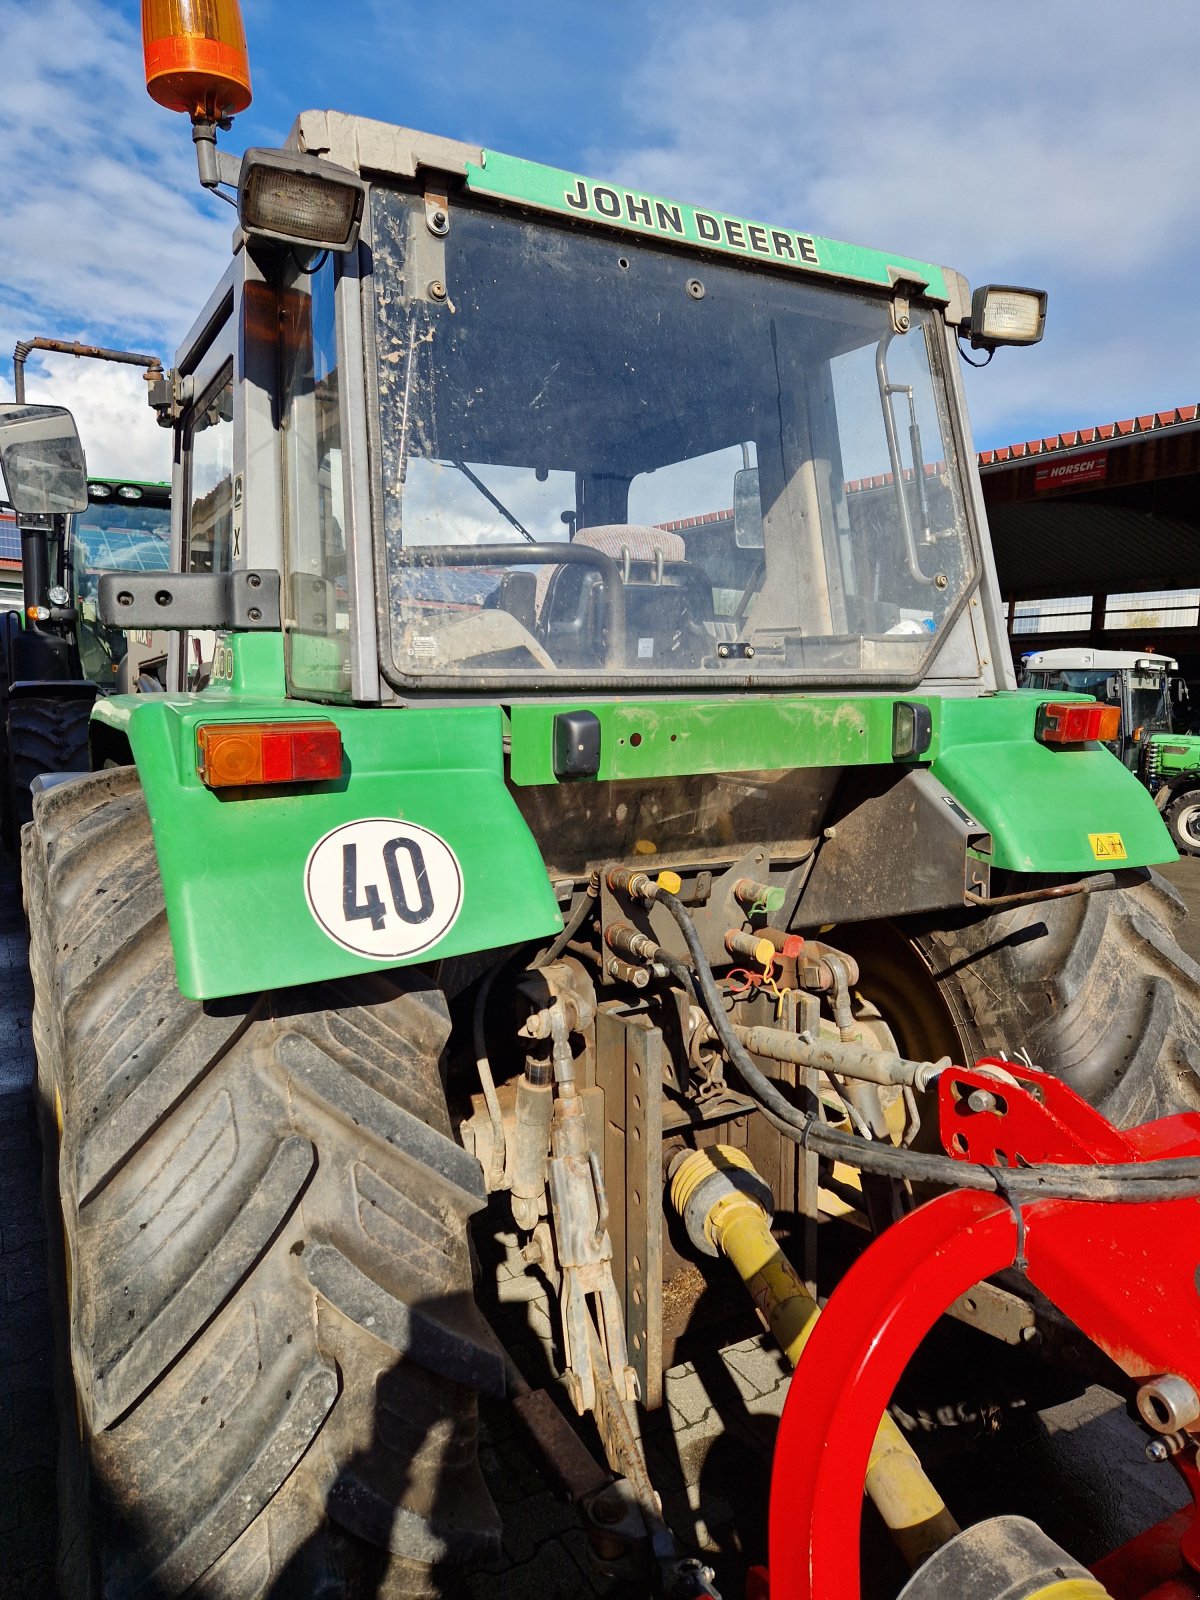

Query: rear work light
left=1036, top=701, right=1121, bottom=746
left=196, top=720, right=342, bottom=788
left=238, top=148, right=366, bottom=253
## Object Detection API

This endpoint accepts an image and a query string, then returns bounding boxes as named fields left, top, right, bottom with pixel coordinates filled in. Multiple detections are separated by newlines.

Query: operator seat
left=538, top=524, right=714, bottom=669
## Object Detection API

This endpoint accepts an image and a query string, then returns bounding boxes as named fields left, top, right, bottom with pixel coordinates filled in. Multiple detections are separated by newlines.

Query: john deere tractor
left=10, top=5, right=1200, bottom=1598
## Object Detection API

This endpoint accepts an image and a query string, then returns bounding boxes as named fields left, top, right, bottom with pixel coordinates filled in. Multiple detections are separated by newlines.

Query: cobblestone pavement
left=3, top=855, right=1198, bottom=1595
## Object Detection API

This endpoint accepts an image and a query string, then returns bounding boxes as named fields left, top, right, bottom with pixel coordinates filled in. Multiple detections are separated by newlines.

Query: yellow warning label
left=1089, top=832, right=1127, bottom=861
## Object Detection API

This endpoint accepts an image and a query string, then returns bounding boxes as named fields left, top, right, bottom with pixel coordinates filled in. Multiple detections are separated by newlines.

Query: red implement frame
left=763, top=1060, right=1200, bottom=1600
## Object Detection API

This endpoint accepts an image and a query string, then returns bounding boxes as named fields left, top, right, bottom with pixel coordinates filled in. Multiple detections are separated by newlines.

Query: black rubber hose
left=651, top=885, right=1200, bottom=1204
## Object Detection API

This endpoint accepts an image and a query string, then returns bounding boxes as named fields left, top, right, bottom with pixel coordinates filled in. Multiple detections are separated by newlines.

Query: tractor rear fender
left=90, top=645, right=562, bottom=1002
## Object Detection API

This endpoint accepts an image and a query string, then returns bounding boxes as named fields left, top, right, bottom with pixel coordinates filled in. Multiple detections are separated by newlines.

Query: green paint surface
left=508, top=695, right=905, bottom=784
left=467, top=150, right=950, bottom=301
left=93, top=637, right=562, bottom=1001
left=933, top=695, right=1175, bottom=871
left=1148, top=733, right=1200, bottom=780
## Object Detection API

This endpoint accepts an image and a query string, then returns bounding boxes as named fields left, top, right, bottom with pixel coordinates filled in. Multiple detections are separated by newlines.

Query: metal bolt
left=247, top=572, right=261, bottom=588
left=934, top=573, right=949, bottom=590
left=588, top=1489, right=628, bottom=1527
left=1020, top=1324, right=1041, bottom=1345
left=431, top=209, right=447, bottom=231
left=428, top=279, right=447, bottom=300
left=966, top=1089, right=999, bottom=1114
left=717, top=643, right=729, bottom=658
left=896, top=313, right=910, bottom=331
left=117, top=591, right=133, bottom=607
left=248, top=607, right=262, bottom=622
left=745, top=644, right=755, bottom=658
left=1146, top=1438, right=1171, bottom=1463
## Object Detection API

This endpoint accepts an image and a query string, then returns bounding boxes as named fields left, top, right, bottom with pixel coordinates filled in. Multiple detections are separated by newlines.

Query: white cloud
left=588, top=0, right=1200, bottom=441
left=17, top=354, right=172, bottom=484
left=0, top=0, right=231, bottom=456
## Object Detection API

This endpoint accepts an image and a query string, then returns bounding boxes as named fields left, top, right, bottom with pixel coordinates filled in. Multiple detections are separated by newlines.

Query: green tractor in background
left=1022, top=646, right=1200, bottom=855
left=0, top=469, right=170, bottom=839
left=6, top=4, right=1200, bottom=1597
left=0, top=332, right=171, bottom=840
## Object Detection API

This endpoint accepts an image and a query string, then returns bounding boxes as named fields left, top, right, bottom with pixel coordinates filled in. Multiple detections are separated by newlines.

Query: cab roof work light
left=967, top=285, right=1048, bottom=351
left=238, top=148, right=367, bottom=254
left=142, top=0, right=253, bottom=121
left=1035, top=701, right=1121, bottom=746
left=142, top=0, right=365, bottom=255
left=196, top=721, right=343, bottom=789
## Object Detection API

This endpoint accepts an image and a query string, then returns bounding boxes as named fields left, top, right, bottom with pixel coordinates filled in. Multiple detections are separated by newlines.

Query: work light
left=969, top=285, right=1047, bottom=351
left=238, top=148, right=366, bottom=254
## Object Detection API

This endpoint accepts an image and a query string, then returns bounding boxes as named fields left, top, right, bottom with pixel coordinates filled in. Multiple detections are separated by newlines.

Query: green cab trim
left=92, top=638, right=562, bottom=1002
left=466, top=150, right=950, bottom=302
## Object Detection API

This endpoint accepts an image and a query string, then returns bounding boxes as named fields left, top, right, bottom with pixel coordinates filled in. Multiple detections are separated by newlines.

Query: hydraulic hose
left=642, top=880, right=1200, bottom=1205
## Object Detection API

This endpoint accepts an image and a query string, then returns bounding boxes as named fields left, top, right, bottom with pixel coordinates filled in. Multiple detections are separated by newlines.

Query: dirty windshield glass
left=372, top=190, right=976, bottom=685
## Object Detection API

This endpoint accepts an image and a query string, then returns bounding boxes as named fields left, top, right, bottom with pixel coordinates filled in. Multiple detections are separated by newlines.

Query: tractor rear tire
left=26, top=767, right=502, bottom=1599
left=9, top=693, right=92, bottom=830
left=843, top=873, right=1200, bottom=1434
left=849, top=871, right=1200, bottom=1128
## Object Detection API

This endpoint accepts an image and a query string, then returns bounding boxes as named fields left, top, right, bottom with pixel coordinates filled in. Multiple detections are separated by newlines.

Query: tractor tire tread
left=26, top=771, right=502, bottom=1597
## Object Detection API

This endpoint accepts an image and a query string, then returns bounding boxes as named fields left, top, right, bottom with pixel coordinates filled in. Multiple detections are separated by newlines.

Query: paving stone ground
left=4, top=855, right=1199, bottom=1594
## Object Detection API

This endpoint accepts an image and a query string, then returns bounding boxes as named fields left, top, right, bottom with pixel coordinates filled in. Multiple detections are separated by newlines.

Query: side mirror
left=733, top=466, right=764, bottom=549
left=1103, top=676, right=1120, bottom=704
left=0, top=404, right=88, bottom=515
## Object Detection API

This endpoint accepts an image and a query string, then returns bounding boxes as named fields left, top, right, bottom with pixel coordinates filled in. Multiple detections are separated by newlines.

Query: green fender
left=91, top=638, right=562, bottom=1000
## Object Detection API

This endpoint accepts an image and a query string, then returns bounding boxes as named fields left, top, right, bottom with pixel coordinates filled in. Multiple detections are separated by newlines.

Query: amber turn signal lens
left=142, top=0, right=253, bottom=120
left=196, top=721, right=342, bottom=788
left=1035, top=702, right=1121, bottom=746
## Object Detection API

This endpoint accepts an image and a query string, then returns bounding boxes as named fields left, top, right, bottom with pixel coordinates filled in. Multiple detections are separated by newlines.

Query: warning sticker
left=1088, top=832, right=1127, bottom=861
left=305, top=819, right=463, bottom=960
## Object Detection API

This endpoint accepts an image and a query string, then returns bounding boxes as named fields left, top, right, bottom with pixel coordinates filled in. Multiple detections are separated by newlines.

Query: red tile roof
left=979, top=404, right=1199, bottom=466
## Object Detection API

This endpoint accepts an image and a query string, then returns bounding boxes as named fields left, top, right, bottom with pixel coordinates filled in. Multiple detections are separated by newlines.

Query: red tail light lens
left=196, top=720, right=342, bottom=787
left=1035, top=702, right=1121, bottom=746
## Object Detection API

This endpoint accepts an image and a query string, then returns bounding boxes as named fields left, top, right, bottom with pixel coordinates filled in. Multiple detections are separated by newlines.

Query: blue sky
left=2, top=0, right=1198, bottom=480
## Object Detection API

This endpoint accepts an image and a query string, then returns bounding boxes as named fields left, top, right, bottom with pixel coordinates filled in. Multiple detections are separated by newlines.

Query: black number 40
left=343, top=839, right=434, bottom=930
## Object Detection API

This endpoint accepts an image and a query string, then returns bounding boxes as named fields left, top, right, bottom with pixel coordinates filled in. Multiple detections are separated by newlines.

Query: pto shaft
left=669, top=1145, right=960, bottom=1570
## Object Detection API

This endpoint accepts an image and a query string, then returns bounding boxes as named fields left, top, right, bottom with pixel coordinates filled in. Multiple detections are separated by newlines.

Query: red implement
left=763, top=1061, right=1200, bottom=1600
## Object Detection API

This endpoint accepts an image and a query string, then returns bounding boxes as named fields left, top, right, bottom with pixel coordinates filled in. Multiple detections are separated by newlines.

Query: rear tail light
left=196, top=720, right=342, bottom=787
left=1035, top=702, right=1121, bottom=746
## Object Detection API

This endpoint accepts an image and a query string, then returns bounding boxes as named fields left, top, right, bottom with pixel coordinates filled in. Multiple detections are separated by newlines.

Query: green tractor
left=1022, top=646, right=1200, bottom=855
left=8, top=6, right=1200, bottom=1598
left=0, top=468, right=170, bottom=839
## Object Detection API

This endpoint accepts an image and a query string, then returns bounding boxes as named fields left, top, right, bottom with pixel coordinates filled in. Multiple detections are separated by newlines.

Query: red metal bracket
left=764, top=1064, right=1200, bottom=1600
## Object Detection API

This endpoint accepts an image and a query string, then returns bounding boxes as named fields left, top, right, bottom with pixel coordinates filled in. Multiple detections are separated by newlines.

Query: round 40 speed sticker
left=305, top=819, right=463, bottom=960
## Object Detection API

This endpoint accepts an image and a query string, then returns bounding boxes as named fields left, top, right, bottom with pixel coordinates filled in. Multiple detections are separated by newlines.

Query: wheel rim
left=830, top=918, right=970, bottom=1064
left=1174, top=801, right=1200, bottom=849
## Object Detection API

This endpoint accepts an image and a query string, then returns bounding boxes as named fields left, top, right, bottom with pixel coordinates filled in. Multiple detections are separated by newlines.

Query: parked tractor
left=1023, top=646, right=1200, bottom=855
left=0, top=335, right=170, bottom=841
left=9, top=3, right=1200, bottom=1597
